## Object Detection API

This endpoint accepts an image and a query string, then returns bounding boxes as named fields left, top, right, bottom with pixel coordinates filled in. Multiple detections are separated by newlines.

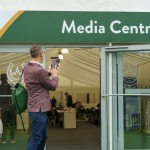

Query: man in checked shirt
left=24, top=45, right=59, bottom=150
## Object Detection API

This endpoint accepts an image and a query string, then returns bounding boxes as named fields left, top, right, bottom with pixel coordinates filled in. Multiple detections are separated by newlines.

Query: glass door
left=101, top=45, right=150, bottom=150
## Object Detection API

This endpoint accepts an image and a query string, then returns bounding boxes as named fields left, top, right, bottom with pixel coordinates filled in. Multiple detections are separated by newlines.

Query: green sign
left=1, top=11, right=150, bottom=43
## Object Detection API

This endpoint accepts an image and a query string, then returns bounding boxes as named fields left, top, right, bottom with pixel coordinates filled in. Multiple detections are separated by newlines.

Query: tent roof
left=1, top=47, right=150, bottom=88
left=0, top=0, right=150, bottom=12
left=46, top=48, right=100, bottom=87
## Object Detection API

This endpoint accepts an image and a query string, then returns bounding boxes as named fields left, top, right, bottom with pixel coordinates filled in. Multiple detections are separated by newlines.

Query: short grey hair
left=30, top=45, right=42, bottom=58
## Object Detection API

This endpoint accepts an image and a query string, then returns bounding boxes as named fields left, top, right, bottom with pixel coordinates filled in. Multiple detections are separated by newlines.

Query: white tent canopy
left=1, top=47, right=150, bottom=88
left=46, top=48, right=100, bottom=88
left=0, top=0, right=150, bottom=12
left=0, top=48, right=100, bottom=88
left=0, top=1, right=150, bottom=98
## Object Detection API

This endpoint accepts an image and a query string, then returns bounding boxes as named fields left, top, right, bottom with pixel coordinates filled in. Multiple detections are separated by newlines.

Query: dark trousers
left=1, top=107, right=16, bottom=140
left=27, top=112, right=47, bottom=150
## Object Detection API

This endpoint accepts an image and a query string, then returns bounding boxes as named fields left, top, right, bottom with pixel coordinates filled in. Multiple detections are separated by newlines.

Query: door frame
left=101, top=44, right=150, bottom=150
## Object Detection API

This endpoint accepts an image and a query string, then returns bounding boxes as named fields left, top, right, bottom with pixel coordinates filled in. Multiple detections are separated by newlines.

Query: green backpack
left=12, top=68, right=28, bottom=132
left=12, top=83, right=28, bottom=114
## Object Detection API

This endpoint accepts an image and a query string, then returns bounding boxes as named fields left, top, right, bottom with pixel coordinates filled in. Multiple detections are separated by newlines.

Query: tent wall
left=50, top=87, right=100, bottom=107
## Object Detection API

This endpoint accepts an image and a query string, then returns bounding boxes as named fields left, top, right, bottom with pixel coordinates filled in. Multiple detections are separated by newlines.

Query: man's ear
left=40, top=52, right=43, bottom=57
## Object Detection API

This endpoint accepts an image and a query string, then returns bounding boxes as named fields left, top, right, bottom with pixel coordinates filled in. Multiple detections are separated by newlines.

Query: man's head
left=65, top=92, right=69, bottom=97
left=30, top=45, right=44, bottom=63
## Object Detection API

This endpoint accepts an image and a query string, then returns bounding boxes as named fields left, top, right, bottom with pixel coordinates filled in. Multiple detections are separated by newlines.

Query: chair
left=78, top=107, right=86, bottom=119
left=53, top=109, right=61, bottom=126
left=47, top=110, right=56, bottom=127
left=93, top=108, right=100, bottom=125
left=85, top=108, right=90, bottom=119
left=88, top=108, right=95, bottom=123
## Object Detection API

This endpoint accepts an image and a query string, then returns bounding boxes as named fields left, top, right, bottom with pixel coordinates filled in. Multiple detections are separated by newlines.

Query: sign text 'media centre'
left=62, top=20, right=150, bottom=34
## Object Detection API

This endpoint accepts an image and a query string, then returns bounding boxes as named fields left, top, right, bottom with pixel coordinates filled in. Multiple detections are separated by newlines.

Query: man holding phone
left=24, top=45, right=59, bottom=150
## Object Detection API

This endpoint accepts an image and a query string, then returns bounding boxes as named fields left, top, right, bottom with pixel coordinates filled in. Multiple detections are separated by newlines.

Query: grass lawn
left=0, top=129, right=29, bottom=150
left=125, top=131, right=150, bottom=149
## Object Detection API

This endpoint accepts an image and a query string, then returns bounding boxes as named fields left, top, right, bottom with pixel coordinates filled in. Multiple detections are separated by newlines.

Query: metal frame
left=0, top=45, right=47, bottom=149
left=0, top=44, right=102, bottom=150
left=101, top=47, right=108, bottom=150
left=101, top=44, right=150, bottom=150
left=108, top=53, right=113, bottom=150
left=2, top=44, right=150, bottom=150
left=117, top=52, right=124, bottom=150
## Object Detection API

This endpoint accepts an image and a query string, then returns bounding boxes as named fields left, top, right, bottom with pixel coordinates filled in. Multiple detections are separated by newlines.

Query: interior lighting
left=58, top=54, right=63, bottom=59
left=61, top=48, right=68, bottom=53
left=58, top=49, right=63, bottom=59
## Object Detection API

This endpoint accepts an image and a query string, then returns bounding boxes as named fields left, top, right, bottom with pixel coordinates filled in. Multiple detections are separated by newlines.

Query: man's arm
left=38, top=69, right=59, bottom=91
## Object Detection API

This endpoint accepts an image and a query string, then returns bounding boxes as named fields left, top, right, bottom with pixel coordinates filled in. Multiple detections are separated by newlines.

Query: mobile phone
left=51, top=59, right=57, bottom=69
left=51, top=57, right=60, bottom=69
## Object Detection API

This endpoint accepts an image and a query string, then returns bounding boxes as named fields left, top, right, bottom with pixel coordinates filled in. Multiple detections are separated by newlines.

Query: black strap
left=19, top=114, right=25, bottom=132
left=18, top=68, right=24, bottom=83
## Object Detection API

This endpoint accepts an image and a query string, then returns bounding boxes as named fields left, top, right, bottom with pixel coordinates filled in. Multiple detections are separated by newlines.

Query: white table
left=57, top=108, right=76, bottom=129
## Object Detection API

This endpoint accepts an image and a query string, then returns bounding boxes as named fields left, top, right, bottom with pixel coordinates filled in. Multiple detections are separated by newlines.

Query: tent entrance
left=0, top=45, right=101, bottom=150
left=101, top=45, right=150, bottom=150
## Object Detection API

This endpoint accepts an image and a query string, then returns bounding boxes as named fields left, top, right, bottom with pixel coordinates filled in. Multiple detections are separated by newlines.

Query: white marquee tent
left=0, top=0, right=150, bottom=102
left=0, top=0, right=150, bottom=12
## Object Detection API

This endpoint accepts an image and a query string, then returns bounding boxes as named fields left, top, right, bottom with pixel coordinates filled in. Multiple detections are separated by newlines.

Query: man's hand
left=48, top=65, right=58, bottom=77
